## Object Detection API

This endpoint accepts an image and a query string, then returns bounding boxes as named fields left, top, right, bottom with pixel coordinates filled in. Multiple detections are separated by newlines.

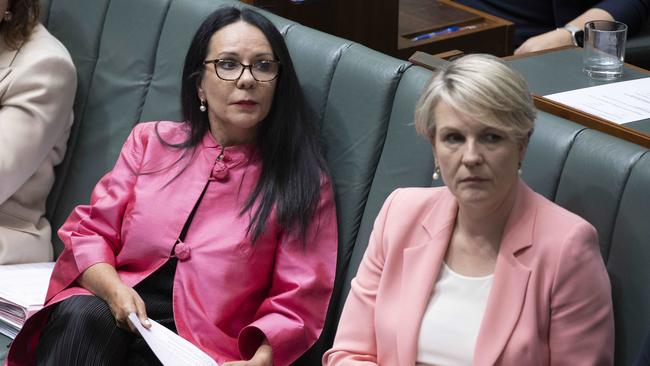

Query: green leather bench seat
left=1, top=1, right=649, bottom=364
left=608, top=154, right=650, bottom=364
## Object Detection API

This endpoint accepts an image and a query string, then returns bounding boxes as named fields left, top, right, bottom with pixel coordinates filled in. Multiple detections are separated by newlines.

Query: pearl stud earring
left=432, top=167, right=440, bottom=180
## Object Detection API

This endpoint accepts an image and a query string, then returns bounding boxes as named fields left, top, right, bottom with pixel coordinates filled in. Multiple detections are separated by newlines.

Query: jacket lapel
left=397, top=190, right=457, bottom=365
left=0, top=37, right=18, bottom=69
left=474, top=181, right=536, bottom=365
left=0, top=37, right=18, bottom=93
left=0, top=68, right=11, bottom=83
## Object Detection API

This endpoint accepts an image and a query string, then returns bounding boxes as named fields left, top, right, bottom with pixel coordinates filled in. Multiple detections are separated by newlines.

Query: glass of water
left=583, top=20, right=627, bottom=80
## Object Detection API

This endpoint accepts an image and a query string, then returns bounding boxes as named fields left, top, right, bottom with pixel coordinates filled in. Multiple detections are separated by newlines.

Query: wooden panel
left=243, top=0, right=513, bottom=58
left=533, top=95, right=650, bottom=148
left=251, top=0, right=332, bottom=32
left=397, top=0, right=514, bottom=58
left=399, top=0, right=481, bottom=37
left=330, top=0, right=398, bottom=54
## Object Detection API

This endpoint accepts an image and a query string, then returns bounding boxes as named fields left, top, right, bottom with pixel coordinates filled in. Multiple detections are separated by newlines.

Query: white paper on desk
left=127, top=313, right=218, bottom=366
left=545, top=77, right=650, bottom=124
left=0, top=262, right=54, bottom=308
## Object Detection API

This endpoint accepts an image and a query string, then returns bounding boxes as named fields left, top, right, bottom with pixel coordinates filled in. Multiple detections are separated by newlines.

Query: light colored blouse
left=416, top=263, right=493, bottom=366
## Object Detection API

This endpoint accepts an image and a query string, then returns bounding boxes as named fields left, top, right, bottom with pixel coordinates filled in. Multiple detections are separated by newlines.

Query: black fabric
left=634, top=330, right=650, bottom=366
left=35, top=260, right=177, bottom=366
left=36, top=295, right=134, bottom=366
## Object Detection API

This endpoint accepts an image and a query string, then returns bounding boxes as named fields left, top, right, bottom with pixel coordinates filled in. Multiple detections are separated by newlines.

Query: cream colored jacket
left=0, top=24, right=76, bottom=263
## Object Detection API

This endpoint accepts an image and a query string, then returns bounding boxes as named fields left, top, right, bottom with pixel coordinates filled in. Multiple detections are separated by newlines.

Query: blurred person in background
left=456, top=0, right=649, bottom=54
left=0, top=0, right=77, bottom=264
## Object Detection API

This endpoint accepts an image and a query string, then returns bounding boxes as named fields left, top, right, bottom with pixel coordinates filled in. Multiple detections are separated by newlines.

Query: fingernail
left=143, top=318, right=151, bottom=326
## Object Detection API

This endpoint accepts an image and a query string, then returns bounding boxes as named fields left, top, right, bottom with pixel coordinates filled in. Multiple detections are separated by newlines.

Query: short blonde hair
left=415, top=54, right=536, bottom=144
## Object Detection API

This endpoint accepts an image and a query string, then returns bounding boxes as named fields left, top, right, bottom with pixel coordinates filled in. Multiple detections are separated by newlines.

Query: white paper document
left=128, top=313, right=218, bottom=366
left=0, top=262, right=54, bottom=338
left=545, top=77, right=650, bottom=124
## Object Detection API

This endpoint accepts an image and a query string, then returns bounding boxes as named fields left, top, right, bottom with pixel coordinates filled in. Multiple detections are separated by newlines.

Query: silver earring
left=3, top=11, right=12, bottom=21
left=199, top=100, right=207, bottom=112
left=432, top=167, right=440, bottom=180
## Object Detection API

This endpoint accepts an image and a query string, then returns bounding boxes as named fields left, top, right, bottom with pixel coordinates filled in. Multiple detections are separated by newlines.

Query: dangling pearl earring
left=199, top=100, right=207, bottom=112
left=432, top=167, right=440, bottom=180
left=517, top=162, right=522, bottom=176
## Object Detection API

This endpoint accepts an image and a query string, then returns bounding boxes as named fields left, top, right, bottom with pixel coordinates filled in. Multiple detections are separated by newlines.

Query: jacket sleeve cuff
left=238, top=326, right=266, bottom=361
left=238, top=315, right=309, bottom=366
left=71, top=236, right=117, bottom=272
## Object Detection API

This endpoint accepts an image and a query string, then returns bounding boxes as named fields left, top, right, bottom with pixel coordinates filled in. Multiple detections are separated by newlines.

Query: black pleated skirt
left=35, top=259, right=178, bottom=366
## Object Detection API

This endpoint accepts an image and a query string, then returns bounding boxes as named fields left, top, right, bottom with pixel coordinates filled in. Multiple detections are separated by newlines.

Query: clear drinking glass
left=583, top=20, right=627, bottom=80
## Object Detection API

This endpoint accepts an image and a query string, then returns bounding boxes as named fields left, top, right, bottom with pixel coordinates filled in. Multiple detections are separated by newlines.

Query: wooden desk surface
left=399, top=0, right=481, bottom=37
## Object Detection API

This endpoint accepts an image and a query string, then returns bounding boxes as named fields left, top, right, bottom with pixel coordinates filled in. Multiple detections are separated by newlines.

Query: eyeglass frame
left=203, top=58, right=281, bottom=82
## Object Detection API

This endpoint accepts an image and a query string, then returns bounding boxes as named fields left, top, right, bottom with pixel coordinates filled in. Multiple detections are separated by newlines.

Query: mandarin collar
left=201, top=130, right=257, bottom=157
left=200, top=131, right=258, bottom=183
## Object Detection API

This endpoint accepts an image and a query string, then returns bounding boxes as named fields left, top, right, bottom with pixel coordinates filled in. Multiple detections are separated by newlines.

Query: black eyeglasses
left=203, top=59, right=281, bottom=82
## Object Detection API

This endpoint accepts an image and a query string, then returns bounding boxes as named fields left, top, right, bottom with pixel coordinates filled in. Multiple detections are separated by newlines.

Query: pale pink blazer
left=324, top=181, right=614, bottom=365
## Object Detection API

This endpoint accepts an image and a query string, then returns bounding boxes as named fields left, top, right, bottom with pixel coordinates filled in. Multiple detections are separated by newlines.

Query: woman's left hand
left=222, top=339, right=273, bottom=366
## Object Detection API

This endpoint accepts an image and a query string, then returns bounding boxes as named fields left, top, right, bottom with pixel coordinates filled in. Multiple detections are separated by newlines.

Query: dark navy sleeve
left=594, top=0, right=649, bottom=35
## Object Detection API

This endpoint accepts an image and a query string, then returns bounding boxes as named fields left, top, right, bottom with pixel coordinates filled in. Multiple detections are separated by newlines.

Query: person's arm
left=79, top=262, right=151, bottom=333
left=515, top=8, right=613, bottom=55
left=0, top=37, right=76, bottom=204
left=548, top=222, right=614, bottom=364
left=235, top=180, right=338, bottom=366
left=322, top=190, right=399, bottom=366
left=49, top=124, right=150, bottom=331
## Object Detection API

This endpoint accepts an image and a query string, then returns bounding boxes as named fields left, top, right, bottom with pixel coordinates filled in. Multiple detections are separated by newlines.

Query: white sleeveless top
left=416, top=263, right=494, bottom=366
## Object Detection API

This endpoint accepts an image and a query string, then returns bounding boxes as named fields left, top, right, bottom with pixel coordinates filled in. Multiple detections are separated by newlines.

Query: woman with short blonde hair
left=325, top=54, right=613, bottom=365
left=415, top=54, right=536, bottom=144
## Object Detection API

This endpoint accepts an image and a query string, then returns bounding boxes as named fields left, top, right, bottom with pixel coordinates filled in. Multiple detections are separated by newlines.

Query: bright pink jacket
left=7, top=121, right=338, bottom=366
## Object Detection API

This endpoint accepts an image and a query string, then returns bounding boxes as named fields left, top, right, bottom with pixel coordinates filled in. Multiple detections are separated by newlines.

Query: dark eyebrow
left=215, top=51, right=275, bottom=59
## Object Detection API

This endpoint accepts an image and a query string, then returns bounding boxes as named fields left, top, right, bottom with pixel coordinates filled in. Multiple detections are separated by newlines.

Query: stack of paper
left=544, top=77, right=650, bottom=124
left=0, top=262, right=54, bottom=338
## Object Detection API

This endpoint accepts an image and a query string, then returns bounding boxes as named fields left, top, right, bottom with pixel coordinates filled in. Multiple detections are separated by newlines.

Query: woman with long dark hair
left=6, top=6, right=337, bottom=366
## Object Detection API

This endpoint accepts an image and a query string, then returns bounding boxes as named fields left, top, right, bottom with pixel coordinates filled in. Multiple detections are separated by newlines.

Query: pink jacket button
left=174, top=241, right=191, bottom=261
left=211, top=161, right=228, bottom=180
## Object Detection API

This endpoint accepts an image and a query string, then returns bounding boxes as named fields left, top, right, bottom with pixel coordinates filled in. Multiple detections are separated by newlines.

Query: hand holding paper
left=128, top=313, right=218, bottom=366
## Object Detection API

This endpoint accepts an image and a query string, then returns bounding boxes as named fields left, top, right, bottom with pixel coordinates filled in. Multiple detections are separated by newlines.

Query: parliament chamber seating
left=1, top=0, right=649, bottom=364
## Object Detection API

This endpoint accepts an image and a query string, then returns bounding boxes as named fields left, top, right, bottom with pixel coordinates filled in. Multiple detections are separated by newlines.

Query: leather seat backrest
left=607, top=152, right=650, bottom=364
left=555, top=129, right=646, bottom=261
left=520, top=112, right=585, bottom=200
left=44, top=0, right=244, bottom=253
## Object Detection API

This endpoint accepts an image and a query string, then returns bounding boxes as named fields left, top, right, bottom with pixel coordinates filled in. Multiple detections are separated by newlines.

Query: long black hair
left=174, top=6, right=328, bottom=243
